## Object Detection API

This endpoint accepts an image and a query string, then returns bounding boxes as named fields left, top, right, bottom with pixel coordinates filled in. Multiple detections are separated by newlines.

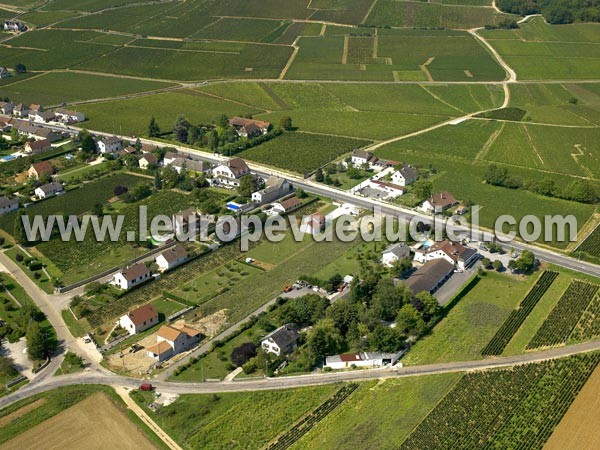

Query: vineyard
left=570, top=292, right=600, bottom=343
left=576, top=224, right=600, bottom=258
left=400, top=352, right=600, bottom=450
left=527, top=281, right=600, bottom=350
left=481, top=271, right=559, bottom=356
left=267, top=383, right=358, bottom=450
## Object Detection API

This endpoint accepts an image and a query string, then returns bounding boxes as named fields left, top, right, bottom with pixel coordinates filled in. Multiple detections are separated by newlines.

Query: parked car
left=139, top=383, right=154, bottom=392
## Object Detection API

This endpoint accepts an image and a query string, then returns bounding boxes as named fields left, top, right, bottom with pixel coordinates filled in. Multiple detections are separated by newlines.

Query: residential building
left=325, top=351, right=402, bottom=370
left=24, top=139, right=51, bottom=155
left=119, top=304, right=159, bottom=336
left=34, top=181, right=64, bottom=199
left=370, top=158, right=398, bottom=172
left=32, top=127, right=61, bottom=142
left=0, top=196, right=18, bottom=215
left=0, top=67, right=8, bottom=79
left=251, top=177, right=292, bottom=205
left=29, top=110, right=55, bottom=124
left=0, top=101, right=14, bottom=114
left=54, top=108, right=85, bottom=123
left=269, top=195, right=301, bottom=215
left=172, top=207, right=201, bottom=237
left=260, top=323, right=299, bottom=356
left=300, top=213, right=326, bottom=235
left=351, top=149, right=373, bottom=167
left=211, top=157, right=250, bottom=187
left=163, top=151, right=179, bottom=166
left=28, top=161, right=53, bottom=180
left=12, top=104, right=28, bottom=117
left=405, top=259, right=455, bottom=295
left=155, top=244, right=188, bottom=272
left=97, top=136, right=122, bottom=154
left=147, top=325, right=202, bottom=362
left=229, top=117, right=270, bottom=138
left=110, top=263, right=151, bottom=290
left=391, top=165, right=418, bottom=186
left=422, top=191, right=458, bottom=214
left=414, top=239, right=478, bottom=270
left=168, top=157, right=205, bottom=174
left=381, top=242, right=412, bottom=267
left=138, top=152, right=157, bottom=170
left=3, top=21, right=25, bottom=32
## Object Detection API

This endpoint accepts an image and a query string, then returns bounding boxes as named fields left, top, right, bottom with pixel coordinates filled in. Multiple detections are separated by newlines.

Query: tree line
left=497, top=0, right=600, bottom=24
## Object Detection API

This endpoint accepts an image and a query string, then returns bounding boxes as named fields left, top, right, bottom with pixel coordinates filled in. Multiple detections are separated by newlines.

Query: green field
left=0, top=72, right=174, bottom=106
left=402, top=272, right=534, bottom=365
left=286, top=30, right=506, bottom=81
left=239, top=131, right=370, bottom=174
left=482, top=17, right=600, bottom=80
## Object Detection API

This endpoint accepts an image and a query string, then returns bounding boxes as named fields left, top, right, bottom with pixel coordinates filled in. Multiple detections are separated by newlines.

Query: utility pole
left=201, top=364, right=204, bottom=383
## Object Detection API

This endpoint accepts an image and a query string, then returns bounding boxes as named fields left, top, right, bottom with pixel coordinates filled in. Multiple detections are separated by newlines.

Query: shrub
left=15, top=253, right=23, bottom=262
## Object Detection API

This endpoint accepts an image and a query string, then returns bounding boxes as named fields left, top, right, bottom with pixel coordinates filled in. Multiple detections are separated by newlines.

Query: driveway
left=434, top=261, right=481, bottom=306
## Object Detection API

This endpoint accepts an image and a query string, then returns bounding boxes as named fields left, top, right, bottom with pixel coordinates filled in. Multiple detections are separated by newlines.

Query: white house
left=414, top=239, right=479, bottom=271
left=351, top=149, right=373, bottom=167
left=260, top=323, right=299, bottom=356
left=147, top=325, right=202, bottom=362
left=421, top=191, right=458, bottom=214
left=34, top=182, right=64, bottom=199
left=155, top=244, right=188, bottom=272
left=325, top=351, right=403, bottom=370
left=29, top=110, right=55, bottom=124
left=110, top=263, right=151, bottom=290
left=138, top=152, right=157, bottom=170
left=0, top=196, right=18, bottom=215
left=391, top=165, right=418, bottom=187
left=251, top=177, right=292, bottom=205
left=119, top=304, right=159, bottom=336
left=211, top=157, right=250, bottom=188
left=381, top=242, right=412, bottom=267
left=97, top=136, right=122, bottom=154
left=54, top=108, right=85, bottom=123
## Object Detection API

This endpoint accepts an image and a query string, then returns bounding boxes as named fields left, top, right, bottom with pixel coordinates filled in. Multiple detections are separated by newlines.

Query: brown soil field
left=544, top=363, right=600, bottom=450
left=0, top=393, right=156, bottom=450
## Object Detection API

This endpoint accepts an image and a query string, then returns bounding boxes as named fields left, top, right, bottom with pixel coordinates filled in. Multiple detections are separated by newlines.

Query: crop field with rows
left=527, top=281, right=600, bottom=350
left=481, top=270, right=559, bottom=356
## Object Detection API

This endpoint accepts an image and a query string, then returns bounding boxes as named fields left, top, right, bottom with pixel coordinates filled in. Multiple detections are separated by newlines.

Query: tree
left=14, top=215, right=28, bottom=245
left=26, top=321, right=48, bottom=360
left=371, top=279, right=410, bottom=321
left=492, top=260, right=504, bottom=272
left=315, top=167, right=324, bottom=183
left=10, top=127, right=19, bottom=143
left=396, top=304, right=426, bottom=336
left=173, top=115, right=190, bottom=143
left=566, top=179, right=596, bottom=204
left=415, top=291, right=440, bottom=320
left=280, top=294, right=329, bottom=326
left=208, top=129, right=219, bottom=152
left=14, top=63, right=26, bottom=74
left=78, top=130, right=96, bottom=154
left=390, top=257, right=413, bottom=278
left=91, top=202, right=103, bottom=217
left=327, top=299, right=362, bottom=336
left=230, top=342, right=257, bottom=367
left=279, top=115, right=293, bottom=130
left=134, top=138, right=142, bottom=151
left=512, top=250, right=535, bottom=273
left=154, top=169, right=162, bottom=190
left=237, top=174, right=257, bottom=198
left=216, top=114, right=229, bottom=129
left=369, top=325, right=404, bottom=352
left=148, top=116, right=160, bottom=137
left=308, top=319, right=344, bottom=357
left=484, top=164, right=508, bottom=186
left=481, top=257, right=492, bottom=269
left=413, top=180, right=432, bottom=201
left=296, top=188, right=307, bottom=199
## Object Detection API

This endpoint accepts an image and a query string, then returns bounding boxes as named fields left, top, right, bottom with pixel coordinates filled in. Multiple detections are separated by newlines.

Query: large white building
left=414, top=239, right=479, bottom=271
left=34, top=182, right=64, bottom=199
left=211, top=157, right=250, bottom=188
left=147, top=325, right=202, bottom=362
left=325, top=351, right=403, bottom=370
left=97, top=136, right=123, bottom=154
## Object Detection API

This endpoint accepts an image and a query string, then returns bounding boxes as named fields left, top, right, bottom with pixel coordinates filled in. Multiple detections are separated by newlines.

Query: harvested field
left=1, top=393, right=156, bottom=450
left=544, top=364, right=600, bottom=450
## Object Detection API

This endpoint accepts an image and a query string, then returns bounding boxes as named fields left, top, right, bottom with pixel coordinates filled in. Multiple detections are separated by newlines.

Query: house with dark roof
left=251, top=177, right=292, bottom=205
left=229, top=117, right=270, bottom=137
left=24, top=139, right=51, bottom=155
left=138, top=152, right=157, bottom=170
left=28, top=161, right=53, bottom=180
left=391, top=165, right=418, bottom=186
left=34, top=181, right=64, bottom=199
left=261, top=323, right=300, bottom=356
left=29, top=110, right=55, bottom=124
left=0, top=196, right=18, bottom=215
left=111, top=263, right=151, bottom=290
left=156, top=244, right=188, bottom=272
left=405, top=259, right=455, bottom=295
left=119, top=304, right=159, bottom=335
left=382, top=242, right=412, bottom=267
left=97, top=136, right=122, bottom=154
left=422, top=191, right=458, bottom=214
left=211, top=157, right=250, bottom=188
left=351, top=149, right=374, bottom=167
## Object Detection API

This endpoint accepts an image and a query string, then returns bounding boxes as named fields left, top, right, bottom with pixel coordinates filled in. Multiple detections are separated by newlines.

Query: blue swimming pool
left=1, top=155, right=15, bottom=161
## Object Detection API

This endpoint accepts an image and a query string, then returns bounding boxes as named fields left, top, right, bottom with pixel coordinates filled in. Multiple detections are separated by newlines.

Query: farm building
left=24, top=139, right=52, bottom=155
left=251, top=177, right=292, bottom=205
left=119, top=304, right=159, bottom=336
left=97, top=136, right=123, bottom=154
left=0, top=196, right=18, bottom=215
left=260, top=323, right=300, bottom=356
left=34, top=181, right=64, bottom=199
left=382, top=242, right=412, bottom=267
left=325, top=351, right=403, bottom=370
left=111, top=263, right=151, bottom=290
left=155, top=244, right=188, bottom=272
left=405, top=259, right=455, bottom=296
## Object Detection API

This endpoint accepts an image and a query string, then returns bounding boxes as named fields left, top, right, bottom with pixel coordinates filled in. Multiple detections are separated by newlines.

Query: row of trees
left=484, top=164, right=597, bottom=204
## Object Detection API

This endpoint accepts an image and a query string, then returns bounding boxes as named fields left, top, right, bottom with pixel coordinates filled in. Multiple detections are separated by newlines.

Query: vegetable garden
left=527, top=280, right=599, bottom=350
left=481, top=270, right=559, bottom=356
left=401, top=352, right=600, bottom=450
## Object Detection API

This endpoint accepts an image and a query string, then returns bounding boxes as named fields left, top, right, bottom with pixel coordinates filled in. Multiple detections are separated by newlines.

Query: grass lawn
left=61, top=309, right=91, bottom=338
left=402, top=272, right=534, bottom=365
left=149, top=297, right=188, bottom=319
left=294, top=373, right=463, bottom=449
left=4, top=247, right=53, bottom=294
left=131, top=384, right=341, bottom=449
